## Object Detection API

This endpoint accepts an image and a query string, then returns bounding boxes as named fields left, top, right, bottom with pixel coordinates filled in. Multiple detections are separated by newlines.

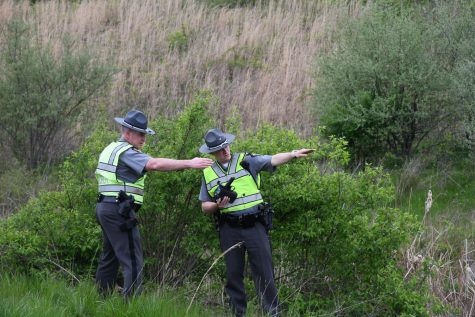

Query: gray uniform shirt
left=116, top=138, right=151, bottom=183
left=199, top=153, right=275, bottom=215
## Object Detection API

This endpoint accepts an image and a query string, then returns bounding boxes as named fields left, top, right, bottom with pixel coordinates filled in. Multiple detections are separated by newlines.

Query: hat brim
left=115, top=117, right=155, bottom=135
left=199, top=133, right=235, bottom=154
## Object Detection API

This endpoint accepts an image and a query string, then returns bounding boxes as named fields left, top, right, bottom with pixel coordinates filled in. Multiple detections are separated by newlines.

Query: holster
left=116, top=190, right=139, bottom=231
left=97, top=192, right=139, bottom=231
left=117, top=190, right=135, bottom=218
left=258, top=202, right=274, bottom=232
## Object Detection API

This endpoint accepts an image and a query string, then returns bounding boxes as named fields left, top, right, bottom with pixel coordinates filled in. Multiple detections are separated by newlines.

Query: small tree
left=313, top=2, right=473, bottom=162
left=0, top=20, right=115, bottom=169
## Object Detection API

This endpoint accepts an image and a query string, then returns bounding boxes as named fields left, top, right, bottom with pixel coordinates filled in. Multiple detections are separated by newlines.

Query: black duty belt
left=97, top=194, right=141, bottom=212
left=98, top=195, right=118, bottom=203
left=221, top=211, right=265, bottom=228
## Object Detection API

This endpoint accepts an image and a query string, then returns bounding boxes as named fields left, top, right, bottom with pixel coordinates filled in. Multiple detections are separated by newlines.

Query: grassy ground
left=394, top=161, right=475, bottom=316
left=0, top=274, right=217, bottom=317
left=394, top=159, right=475, bottom=217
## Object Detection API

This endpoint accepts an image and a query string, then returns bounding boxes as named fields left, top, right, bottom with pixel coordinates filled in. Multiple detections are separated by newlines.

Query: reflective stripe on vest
left=95, top=141, right=146, bottom=204
left=203, top=153, right=263, bottom=213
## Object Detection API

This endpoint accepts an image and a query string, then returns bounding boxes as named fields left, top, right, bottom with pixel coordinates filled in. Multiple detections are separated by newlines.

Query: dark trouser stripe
left=127, top=230, right=138, bottom=295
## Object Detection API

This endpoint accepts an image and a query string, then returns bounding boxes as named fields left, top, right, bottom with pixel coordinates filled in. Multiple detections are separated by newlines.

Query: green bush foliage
left=314, top=1, right=475, bottom=162
left=236, top=125, right=437, bottom=315
left=168, top=27, right=191, bottom=53
left=138, top=93, right=217, bottom=285
left=0, top=128, right=116, bottom=275
left=0, top=20, right=115, bottom=170
left=0, top=93, right=440, bottom=314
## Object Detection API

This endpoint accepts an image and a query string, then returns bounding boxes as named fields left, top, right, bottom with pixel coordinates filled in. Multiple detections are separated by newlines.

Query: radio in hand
left=214, top=177, right=238, bottom=203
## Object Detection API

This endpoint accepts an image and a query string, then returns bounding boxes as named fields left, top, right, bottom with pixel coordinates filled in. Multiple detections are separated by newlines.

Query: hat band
left=207, top=140, right=229, bottom=151
left=124, top=118, right=146, bottom=130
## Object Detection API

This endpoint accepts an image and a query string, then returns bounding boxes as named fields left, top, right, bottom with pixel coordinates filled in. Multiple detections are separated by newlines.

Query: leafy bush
left=0, top=94, right=217, bottom=282
left=235, top=125, right=438, bottom=315
left=168, top=27, right=192, bottom=53
left=138, top=93, right=217, bottom=285
left=0, top=93, right=440, bottom=314
left=313, top=2, right=475, bottom=162
left=0, top=164, right=50, bottom=217
left=0, top=20, right=115, bottom=170
left=0, top=128, right=116, bottom=275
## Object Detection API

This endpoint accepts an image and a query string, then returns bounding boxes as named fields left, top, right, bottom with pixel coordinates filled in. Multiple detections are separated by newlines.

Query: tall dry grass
left=404, top=191, right=475, bottom=316
left=0, top=0, right=363, bottom=134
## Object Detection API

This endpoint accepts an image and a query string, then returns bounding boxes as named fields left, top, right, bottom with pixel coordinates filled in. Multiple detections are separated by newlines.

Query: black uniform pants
left=95, top=201, right=143, bottom=297
left=219, top=221, right=280, bottom=317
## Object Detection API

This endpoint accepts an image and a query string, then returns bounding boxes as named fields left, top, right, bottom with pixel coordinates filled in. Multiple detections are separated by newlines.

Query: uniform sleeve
left=199, top=177, right=213, bottom=202
left=242, top=154, right=276, bottom=175
left=116, top=148, right=151, bottom=183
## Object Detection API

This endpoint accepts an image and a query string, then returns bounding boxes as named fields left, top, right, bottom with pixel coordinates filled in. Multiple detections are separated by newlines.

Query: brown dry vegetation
left=396, top=186, right=475, bottom=317
left=0, top=0, right=362, bottom=134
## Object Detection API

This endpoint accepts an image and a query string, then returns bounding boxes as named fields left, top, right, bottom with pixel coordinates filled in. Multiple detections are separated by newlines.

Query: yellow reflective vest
left=95, top=141, right=146, bottom=204
left=203, top=153, right=263, bottom=213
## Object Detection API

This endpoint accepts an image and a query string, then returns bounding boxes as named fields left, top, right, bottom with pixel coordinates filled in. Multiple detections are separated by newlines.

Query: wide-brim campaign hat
left=199, top=128, right=235, bottom=153
left=114, top=110, right=155, bottom=135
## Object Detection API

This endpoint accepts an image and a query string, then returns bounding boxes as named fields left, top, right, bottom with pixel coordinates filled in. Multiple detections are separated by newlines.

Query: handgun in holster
left=258, top=201, right=274, bottom=232
left=117, top=190, right=135, bottom=218
left=116, top=190, right=139, bottom=231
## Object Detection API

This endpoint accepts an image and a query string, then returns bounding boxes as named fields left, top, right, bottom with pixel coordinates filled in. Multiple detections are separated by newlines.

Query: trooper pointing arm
left=145, top=157, right=213, bottom=171
left=270, top=149, right=315, bottom=166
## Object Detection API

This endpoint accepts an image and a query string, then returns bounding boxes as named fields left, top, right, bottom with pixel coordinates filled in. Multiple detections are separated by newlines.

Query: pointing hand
left=292, top=149, right=315, bottom=158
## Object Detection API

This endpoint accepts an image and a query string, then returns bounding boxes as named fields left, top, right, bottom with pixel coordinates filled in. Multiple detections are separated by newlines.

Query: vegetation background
left=0, top=0, right=474, bottom=316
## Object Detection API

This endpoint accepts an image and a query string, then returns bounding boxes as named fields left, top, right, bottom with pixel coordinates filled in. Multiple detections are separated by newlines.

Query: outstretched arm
left=271, top=149, right=315, bottom=167
left=145, top=157, right=213, bottom=172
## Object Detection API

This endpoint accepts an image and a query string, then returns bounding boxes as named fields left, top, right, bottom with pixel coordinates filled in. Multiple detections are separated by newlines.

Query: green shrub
left=313, top=1, right=475, bottom=162
left=234, top=124, right=438, bottom=315
left=0, top=93, right=440, bottom=314
left=138, top=93, right=217, bottom=285
left=0, top=128, right=116, bottom=275
left=168, top=26, right=192, bottom=53
left=0, top=191, right=100, bottom=275
left=0, top=20, right=115, bottom=170
left=0, top=93, right=216, bottom=281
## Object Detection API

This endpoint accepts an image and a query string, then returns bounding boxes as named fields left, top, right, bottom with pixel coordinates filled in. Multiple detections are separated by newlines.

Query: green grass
left=0, top=274, right=216, bottom=317
left=394, top=163, right=475, bottom=252
left=396, top=165, right=475, bottom=218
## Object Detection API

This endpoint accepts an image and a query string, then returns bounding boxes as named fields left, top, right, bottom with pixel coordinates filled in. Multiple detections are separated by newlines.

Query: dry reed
left=0, top=0, right=363, bottom=135
left=403, top=190, right=475, bottom=316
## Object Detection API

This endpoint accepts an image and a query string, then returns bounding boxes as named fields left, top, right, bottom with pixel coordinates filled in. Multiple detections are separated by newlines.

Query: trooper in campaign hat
left=199, top=128, right=235, bottom=154
left=94, top=109, right=212, bottom=298
left=198, top=127, right=314, bottom=317
left=114, top=110, right=156, bottom=135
